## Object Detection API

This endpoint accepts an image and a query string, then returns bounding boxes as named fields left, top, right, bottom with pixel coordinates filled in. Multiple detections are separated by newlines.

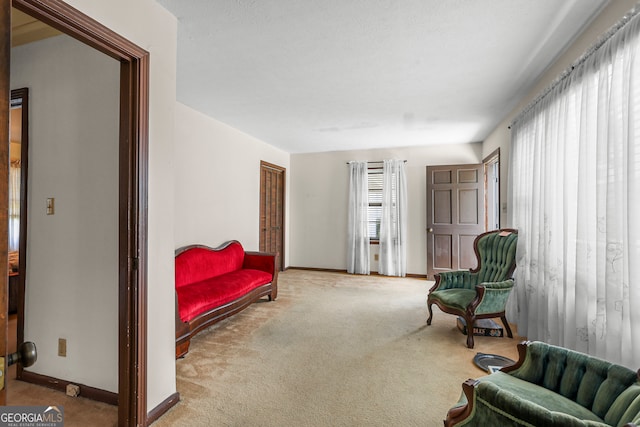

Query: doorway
left=425, top=164, right=485, bottom=279
left=2, top=1, right=149, bottom=425
left=425, top=155, right=502, bottom=279
left=8, top=87, right=28, bottom=382
left=259, top=161, right=285, bottom=271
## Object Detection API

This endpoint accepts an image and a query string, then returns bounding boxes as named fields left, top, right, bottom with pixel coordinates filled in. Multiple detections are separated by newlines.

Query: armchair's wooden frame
left=427, top=228, right=518, bottom=348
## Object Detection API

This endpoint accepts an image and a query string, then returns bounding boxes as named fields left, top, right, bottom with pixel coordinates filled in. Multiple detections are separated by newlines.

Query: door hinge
left=132, top=257, right=139, bottom=270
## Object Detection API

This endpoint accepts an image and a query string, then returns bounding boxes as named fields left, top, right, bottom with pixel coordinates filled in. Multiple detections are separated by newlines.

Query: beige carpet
left=156, top=270, right=523, bottom=427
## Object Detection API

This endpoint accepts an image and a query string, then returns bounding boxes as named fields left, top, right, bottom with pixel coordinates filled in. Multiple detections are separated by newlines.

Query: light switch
left=46, top=198, right=55, bottom=215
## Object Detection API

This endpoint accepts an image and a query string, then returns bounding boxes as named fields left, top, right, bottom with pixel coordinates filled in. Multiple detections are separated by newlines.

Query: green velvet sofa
left=445, top=341, right=640, bottom=427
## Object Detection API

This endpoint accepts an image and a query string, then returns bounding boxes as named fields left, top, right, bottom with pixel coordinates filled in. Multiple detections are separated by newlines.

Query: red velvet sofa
left=175, top=240, right=278, bottom=358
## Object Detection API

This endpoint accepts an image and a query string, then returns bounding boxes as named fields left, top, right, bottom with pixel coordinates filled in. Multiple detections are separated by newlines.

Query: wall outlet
left=58, top=338, right=66, bottom=357
left=66, top=383, right=80, bottom=397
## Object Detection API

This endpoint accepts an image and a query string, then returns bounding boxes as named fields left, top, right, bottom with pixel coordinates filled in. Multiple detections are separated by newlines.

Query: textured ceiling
left=157, top=0, right=609, bottom=153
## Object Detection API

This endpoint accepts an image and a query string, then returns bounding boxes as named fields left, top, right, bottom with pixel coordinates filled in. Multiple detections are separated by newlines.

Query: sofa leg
left=427, top=302, right=434, bottom=325
left=176, top=340, right=190, bottom=359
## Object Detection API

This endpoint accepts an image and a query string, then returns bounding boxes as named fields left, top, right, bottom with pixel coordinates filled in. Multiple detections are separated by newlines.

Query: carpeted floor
left=6, top=314, right=118, bottom=427
left=7, top=379, right=117, bottom=427
left=156, top=269, right=523, bottom=427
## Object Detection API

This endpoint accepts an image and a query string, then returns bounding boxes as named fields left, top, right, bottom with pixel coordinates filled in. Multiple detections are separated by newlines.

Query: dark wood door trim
left=482, top=148, right=501, bottom=231
left=260, top=161, right=285, bottom=271
left=10, top=1, right=149, bottom=425
left=0, top=0, right=10, bottom=406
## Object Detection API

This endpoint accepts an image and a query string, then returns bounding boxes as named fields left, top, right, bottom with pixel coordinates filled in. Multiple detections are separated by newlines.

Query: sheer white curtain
left=347, top=161, right=370, bottom=275
left=508, top=10, right=640, bottom=368
left=379, top=159, right=407, bottom=277
left=8, top=161, right=20, bottom=252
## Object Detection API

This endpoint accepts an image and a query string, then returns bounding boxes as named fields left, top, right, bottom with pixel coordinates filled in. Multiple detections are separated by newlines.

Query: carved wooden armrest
left=444, top=379, right=478, bottom=427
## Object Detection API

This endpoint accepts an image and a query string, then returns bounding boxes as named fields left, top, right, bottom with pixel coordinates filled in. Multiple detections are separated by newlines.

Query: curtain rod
left=346, top=160, right=407, bottom=164
left=508, top=2, right=640, bottom=129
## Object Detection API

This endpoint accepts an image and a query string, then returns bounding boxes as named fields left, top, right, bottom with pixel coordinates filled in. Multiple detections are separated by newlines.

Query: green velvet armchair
left=427, top=228, right=518, bottom=348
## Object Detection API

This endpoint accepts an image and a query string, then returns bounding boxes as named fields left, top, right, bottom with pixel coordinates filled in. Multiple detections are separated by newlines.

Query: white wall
left=483, top=0, right=637, bottom=225
left=58, top=0, right=178, bottom=411
left=11, top=35, right=120, bottom=391
left=290, top=143, right=482, bottom=275
left=174, top=103, right=291, bottom=261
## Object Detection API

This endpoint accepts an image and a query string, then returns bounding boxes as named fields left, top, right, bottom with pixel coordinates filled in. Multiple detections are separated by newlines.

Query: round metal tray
left=473, top=352, right=515, bottom=373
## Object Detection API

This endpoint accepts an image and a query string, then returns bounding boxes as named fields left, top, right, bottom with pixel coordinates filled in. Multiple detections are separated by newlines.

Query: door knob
left=0, top=341, right=37, bottom=390
left=427, top=228, right=434, bottom=233
left=9, top=341, right=37, bottom=367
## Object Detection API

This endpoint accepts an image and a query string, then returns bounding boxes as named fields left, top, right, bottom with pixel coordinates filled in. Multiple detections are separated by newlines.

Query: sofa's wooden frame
left=175, top=241, right=278, bottom=358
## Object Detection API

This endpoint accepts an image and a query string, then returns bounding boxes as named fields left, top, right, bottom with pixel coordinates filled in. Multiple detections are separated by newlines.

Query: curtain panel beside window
left=378, top=159, right=407, bottom=277
left=347, top=161, right=370, bottom=275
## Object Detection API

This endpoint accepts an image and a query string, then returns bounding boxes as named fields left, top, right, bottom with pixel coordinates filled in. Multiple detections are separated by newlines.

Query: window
left=367, top=168, right=383, bottom=241
left=8, top=161, right=20, bottom=252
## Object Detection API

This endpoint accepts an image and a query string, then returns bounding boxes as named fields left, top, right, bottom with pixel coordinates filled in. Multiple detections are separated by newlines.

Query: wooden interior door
left=8, top=2, right=152, bottom=424
left=0, top=0, right=10, bottom=405
left=426, top=164, right=485, bottom=279
left=260, top=161, right=285, bottom=271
